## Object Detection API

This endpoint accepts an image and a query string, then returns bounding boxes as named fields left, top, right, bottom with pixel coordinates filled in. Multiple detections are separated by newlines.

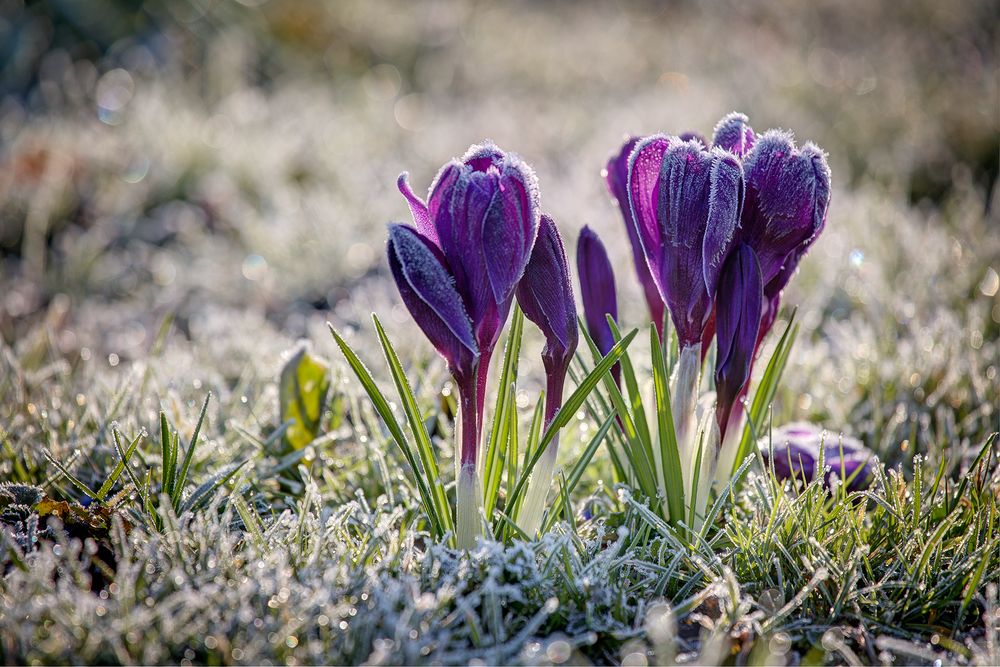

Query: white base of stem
left=516, top=437, right=559, bottom=538
left=455, top=464, right=482, bottom=550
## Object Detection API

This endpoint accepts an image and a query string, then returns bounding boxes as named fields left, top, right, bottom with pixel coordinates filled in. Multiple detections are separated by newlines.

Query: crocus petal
left=485, top=157, right=541, bottom=305
left=516, top=215, right=578, bottom=371
left=656, top=140, right=717, bottom=345
left=424, top=162, right=462, bottom=242
left=741, top=131, right=832, bottom=285
left=627, top=135, right=672, bottom=283
left=461, top=140, right=507, bottom=172
left=679, top=131, right=708, bottom=148
left=397, top=172, right=438, bottom=246
left=576, top=225, right=618, bottom=357
left=835, top=456, right=874, bottom=493
left=712, top=112, right=756, bottom=157
left=714, top=244, right=763, bottom=437
left=606, top=137, right=665, bottom=328
left=387, top=224, right=478, bottom=376
left=702, top=149, right=744, bottom=295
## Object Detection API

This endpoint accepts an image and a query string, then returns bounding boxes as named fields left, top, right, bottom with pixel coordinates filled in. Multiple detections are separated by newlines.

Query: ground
left=0, top=1, right=998, bottom=664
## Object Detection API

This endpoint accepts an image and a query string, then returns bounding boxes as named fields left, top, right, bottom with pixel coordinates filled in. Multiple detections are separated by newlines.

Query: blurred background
left=1, top=0, right=998, bottom=462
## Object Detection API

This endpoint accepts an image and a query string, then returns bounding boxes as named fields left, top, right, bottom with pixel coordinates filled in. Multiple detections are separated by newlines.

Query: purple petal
left=679, top=131, right=708, bottom=148
left=461, top=140, right=506, bottom=172
left=627, top=135, right=672, bottom=289
left=397, top=172, right=438, bottom=246
left=387, top=225, right=478, bottom=375
left=702, top=149, right=744, bottom=296
left=711, top=112, right=756, bottom=156
left=444, top=171, right=499, bottom=335
left=516, top=215, right=578, bottom=373
left=656, top=140, right=717, bottom=345
left=741, top=131, right=832, bottom=285
left=485, top=156, right=541, bottom=305
left=576, top=225, right=618, bottom=357
left=606, top=137, right=665, bottom=328
left=714, top=244, right=763, bottom=438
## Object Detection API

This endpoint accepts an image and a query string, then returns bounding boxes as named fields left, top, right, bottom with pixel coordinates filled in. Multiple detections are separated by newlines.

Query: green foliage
left=330, top=310, right=635, bottom=546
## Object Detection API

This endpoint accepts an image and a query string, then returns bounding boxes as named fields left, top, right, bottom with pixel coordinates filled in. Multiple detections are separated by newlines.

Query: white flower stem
left=455, top=463, right=482, bottom=550
left=516, top=432, right=559, bottom=537
left=670, top=344, right=701, bottom=503
left=713, top=409, right=745, bottom=489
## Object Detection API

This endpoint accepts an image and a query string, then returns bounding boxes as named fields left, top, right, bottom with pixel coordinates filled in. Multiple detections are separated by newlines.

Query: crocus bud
left=714, top=243, right=763, bottom=441
left=627, top=136, right=744, bottom=348
left=576, top=226, right=618, bottom=358
left=516, top=215, right=579, bottom=419
left=760, top=422, right=874, bottom=493
left=604, top=137, right=665, bottom=331
left=712, top=112, right=756, bottom=157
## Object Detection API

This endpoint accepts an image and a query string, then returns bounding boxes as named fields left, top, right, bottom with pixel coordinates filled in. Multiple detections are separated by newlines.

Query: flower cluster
left=384, top=115, right=841, bottom=546
left=586, top=112, right=834, bottom=507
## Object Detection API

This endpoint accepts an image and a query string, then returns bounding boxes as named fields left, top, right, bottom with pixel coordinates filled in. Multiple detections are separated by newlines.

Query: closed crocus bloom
left=739, top=130, right=831, bottom=336
left=393, top=141, right=542, bottom=548
left=604, top=138, right=665, bottom=331
left=398, top=141, right=541, bottom=372
left=627, top=137, right=743, bottom=348
left=713, top=243, right=763, bottom=441
left=760, top=423, right=874, bottom=493
left=576, top=225, right=618, bottom=360
left=515, top=215, right=579, bottom=535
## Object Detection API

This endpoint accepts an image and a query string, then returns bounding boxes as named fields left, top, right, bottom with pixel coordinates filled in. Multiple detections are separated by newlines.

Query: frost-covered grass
left=2, top=1, right=998, bottom=664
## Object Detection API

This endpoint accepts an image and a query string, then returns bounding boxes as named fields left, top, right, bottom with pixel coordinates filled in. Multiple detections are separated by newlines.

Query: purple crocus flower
left=516, top=215, right=579, bottom=423
left=759, top=422, right=874, bottom=493
left=713, top=243, right=763, bottom=440
left=711, top=118, right=831, bottom=474
left=575, top=226, right=618, bottom=359
left=394, top=141, right=541, bottom=462
left=626, top=136, right=744, bottom=348
left=515, top=215, right=579, bottom=535
left=604, top=137, right=666, bottom=332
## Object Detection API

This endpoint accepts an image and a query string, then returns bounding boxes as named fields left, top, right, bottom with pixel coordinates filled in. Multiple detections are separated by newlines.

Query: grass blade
left=331, top=323, right=446, bottom=540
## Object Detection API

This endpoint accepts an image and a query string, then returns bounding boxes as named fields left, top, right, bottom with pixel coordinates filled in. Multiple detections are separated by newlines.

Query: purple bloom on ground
left=714, top=243, right=763, bottom=439
left=760, top=422, right=875, bottom=492
left=627, top=136, right=744, bottom=348
left=604, top=137, right=666, bottom=331
left=392, top=141, right=541, bottom=463
left=516, top=215, right=579, bottom=420
left=576, top=226, right=618, bottom=357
